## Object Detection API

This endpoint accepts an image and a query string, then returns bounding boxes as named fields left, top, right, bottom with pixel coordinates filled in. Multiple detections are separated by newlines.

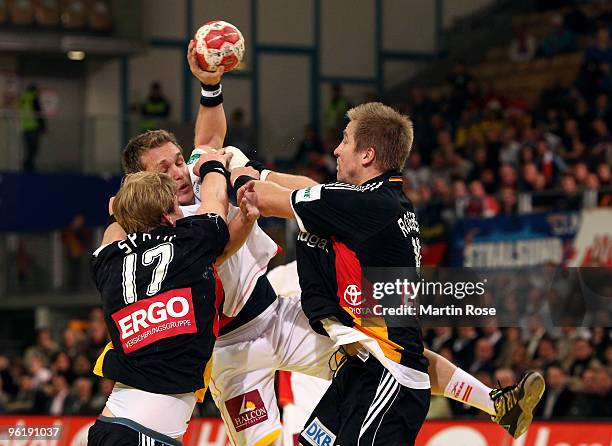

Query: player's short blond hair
left=347, top=102, right=414, bottom=171
left=113, top=172, right=177, bottom=234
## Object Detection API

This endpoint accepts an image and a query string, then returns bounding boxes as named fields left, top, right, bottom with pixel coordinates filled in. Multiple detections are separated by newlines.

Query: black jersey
left=91, top=214, right=228, bottom=395
left=290, top=172, right=428, bottom=373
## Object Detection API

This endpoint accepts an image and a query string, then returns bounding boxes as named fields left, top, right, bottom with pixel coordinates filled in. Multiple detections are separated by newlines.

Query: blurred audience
left=324, top=83, right=350, bottom=140
left=140, top=81, right=171, bottom=132
left=540, top=15, right=577, bottom=57
left=509, top=26, right=537, bottom=63
left=61, top=212, right=93, bottom=292
left=19, top=84, right=46, bottom=172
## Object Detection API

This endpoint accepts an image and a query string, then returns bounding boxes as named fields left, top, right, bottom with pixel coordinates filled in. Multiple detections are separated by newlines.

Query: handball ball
left=194, top=20, right=245, bottom=72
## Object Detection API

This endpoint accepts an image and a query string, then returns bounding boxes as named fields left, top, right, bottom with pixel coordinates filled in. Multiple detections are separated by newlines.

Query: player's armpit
left=251, top=181, right=295, bottom=219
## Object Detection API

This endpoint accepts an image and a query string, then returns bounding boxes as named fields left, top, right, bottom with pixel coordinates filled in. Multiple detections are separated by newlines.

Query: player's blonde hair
left=347, top=102, right=414, bottom=171
left=113, top=172, right=177, bottom=233
left=122, top=130, right=183, bottom=174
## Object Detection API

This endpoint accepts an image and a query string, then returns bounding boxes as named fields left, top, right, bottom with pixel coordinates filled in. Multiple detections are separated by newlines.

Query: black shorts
left=299, top=355, right=430, bottom=446
left=88, top=416, right=182, bottom=446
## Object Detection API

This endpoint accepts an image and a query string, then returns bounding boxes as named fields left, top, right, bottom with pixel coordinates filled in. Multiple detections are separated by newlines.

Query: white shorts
left=210, top=295, right=336, bottom=446
left=280, top=372, right=331, bottom=446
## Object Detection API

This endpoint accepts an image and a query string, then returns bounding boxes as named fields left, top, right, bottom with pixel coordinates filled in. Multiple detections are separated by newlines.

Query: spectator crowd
left=423, top=325, right=611, bottom=419
left=1, top=311, right=609, bottom=421
left=0, top=309, right=222, bottom=417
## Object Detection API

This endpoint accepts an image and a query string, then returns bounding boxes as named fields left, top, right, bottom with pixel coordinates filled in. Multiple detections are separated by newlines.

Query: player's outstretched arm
left=238, top=180, right=294, bottom=219
left=264, top=170, right=318, bottom=189
left=215, top=181, right=260, bottom=265
left=194, top=150, right=232, bottom=223
left=187, top=40, right=226, bottom=150
left=226, top=146, right=319, bottom=189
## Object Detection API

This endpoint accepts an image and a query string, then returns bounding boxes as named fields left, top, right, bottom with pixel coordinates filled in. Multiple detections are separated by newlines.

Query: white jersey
left=182, top=149, right=278, bottom=317
left=181, top=203, right=277, bottom=317
left=266, top=260, right=301, bottom=297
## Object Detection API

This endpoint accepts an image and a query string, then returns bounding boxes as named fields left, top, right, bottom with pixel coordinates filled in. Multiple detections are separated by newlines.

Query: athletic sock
left=443, top=368, right=496, bottom=416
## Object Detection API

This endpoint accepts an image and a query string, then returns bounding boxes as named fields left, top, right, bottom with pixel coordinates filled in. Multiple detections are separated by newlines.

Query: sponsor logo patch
left=302, top=418, right=336, bottom=446
left=111, top=288, right=197, bottom=353
left=225, top=389, right=269, bottom=432
left=295, top=184, right=322, bottom=203
left=343, top=284, right=364, bottom=306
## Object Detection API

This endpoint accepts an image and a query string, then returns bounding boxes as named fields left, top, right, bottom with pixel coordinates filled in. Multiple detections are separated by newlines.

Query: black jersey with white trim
left=290, top=172, right=428, bottom=373
left=90, top=214, right=228, bottom=395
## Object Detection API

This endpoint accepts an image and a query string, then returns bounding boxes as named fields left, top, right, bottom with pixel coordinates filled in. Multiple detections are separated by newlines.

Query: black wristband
left=201, top=82, right=220, bottom=91
left=246, top=160, right=266, bottom=173
left=199, top=160, right=229, bottom=182
left=200, top=82, right=223, bottom=107
left=233, top=175, right=256, bottom=194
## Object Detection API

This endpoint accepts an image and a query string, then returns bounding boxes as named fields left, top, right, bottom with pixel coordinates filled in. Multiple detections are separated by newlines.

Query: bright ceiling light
left=67, top=50, right=86, bottom=61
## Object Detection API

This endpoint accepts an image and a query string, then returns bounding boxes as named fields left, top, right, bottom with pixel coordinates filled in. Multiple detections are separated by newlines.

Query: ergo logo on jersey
left=111, top=288, right=197, bottom=353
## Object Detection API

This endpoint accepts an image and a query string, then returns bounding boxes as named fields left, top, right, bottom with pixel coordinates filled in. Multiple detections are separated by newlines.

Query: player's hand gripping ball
left=194, top=20, right=245, bottom=72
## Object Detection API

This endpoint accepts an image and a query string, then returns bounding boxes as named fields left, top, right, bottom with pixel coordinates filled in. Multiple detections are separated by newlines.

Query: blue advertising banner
left=0, top=172, right=121, bottom=232
left=451, top=211, right=581, bottom=267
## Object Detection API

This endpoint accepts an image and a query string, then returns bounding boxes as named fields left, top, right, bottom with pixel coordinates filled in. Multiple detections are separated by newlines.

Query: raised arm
left=194, top=150, right=233, bottom=222
left=187, top=40, right=226, bottom=149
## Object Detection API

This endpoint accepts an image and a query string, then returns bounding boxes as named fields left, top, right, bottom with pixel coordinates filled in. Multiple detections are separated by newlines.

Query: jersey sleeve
left=90, top=243, right=118, bottom=290
left=177, top=213, right=229, bottom=259
left=290, top=183, right=394, bottom=239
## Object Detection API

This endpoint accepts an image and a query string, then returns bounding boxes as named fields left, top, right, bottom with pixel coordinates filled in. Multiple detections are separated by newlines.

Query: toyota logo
left=344, top=284, right=364, bottom=306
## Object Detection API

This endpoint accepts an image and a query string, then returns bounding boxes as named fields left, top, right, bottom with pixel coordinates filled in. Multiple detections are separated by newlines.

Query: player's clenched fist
left=237, top=181, right=259, bottom=223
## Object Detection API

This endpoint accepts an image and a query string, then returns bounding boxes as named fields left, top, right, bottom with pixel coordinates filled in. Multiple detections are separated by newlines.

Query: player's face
left=140, top=142, right=194, bottom=205
left=334, top=120, right=361, bottom=184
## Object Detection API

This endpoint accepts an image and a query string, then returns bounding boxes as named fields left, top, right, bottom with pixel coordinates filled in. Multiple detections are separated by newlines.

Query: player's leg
left=210, top=334, right=282, bottom=446
left=274, top=295, right=338, bottom=380
left=426, top=348, right=496, bottom=414
left=425, top=349, right=545, bottom=438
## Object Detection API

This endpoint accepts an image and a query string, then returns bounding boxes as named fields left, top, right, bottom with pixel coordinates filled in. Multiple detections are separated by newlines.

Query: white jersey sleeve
left=180, top=204, right=200, bottom=217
